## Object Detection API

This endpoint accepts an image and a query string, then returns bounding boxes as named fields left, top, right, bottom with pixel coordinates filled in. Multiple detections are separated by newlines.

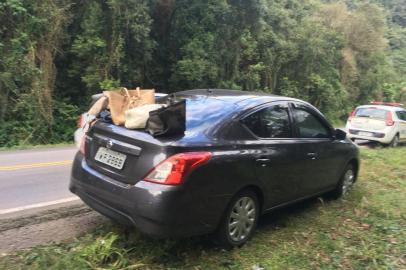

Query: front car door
left=289, top=102, right=343, bottom=197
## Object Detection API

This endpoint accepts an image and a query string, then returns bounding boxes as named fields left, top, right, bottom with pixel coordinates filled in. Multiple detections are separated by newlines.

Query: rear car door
left=289, top=103, right=341, bottom=196
left=240, top=102, right=302, bottom=207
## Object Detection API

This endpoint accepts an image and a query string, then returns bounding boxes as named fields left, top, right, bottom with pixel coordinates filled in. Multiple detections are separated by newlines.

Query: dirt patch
left=0, top=202, right=92, bottom=232
left=0, top=205, right=108, bottom=254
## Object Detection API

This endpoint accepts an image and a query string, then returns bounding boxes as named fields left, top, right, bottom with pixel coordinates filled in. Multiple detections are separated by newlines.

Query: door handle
left=256, top=158, right=271, bottom=167
left=307, top=152, right=318, bottom=160
left=256, top=158, right=271, bottom=163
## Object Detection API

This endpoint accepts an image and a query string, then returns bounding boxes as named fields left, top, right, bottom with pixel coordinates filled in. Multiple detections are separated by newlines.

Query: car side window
left=396, top=111, right=406, bottom=121
left=292, top=106, right=331, bottom=138
left=242, top=104, right=292, bottom=138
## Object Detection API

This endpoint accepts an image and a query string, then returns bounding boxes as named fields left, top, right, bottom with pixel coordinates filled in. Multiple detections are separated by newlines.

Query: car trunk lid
left=350, top=117, right=387, bottom=131
left=350, top=107, right=390, bottom=131
left=84, top=121, right=169, bottom=185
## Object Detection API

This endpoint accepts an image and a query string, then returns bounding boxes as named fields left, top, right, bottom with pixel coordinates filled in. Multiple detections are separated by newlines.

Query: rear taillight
left=77, top=115, right=85, bottom=128
left=79, top=135, right=87, bottom=155
left=348, top=109, right=357, bottom=122
left=144, top=152, right=212, bottom=185
left=385, top=112, right=394, bottom=126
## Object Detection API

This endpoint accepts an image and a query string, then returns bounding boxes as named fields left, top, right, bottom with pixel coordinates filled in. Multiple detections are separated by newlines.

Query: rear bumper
left=346, top=128, right=395, bottom=144
left=69, top=152, right=216, bottom=238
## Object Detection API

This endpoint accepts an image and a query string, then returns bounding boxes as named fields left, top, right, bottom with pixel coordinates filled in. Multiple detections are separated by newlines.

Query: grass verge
left=0, top=142, right=75, bottom=152
left=1, top=147, right=405, bottom=269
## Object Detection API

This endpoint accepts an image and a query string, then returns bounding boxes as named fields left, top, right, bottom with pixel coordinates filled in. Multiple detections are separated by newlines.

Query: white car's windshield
left=355, top=108, right=388, bottom=120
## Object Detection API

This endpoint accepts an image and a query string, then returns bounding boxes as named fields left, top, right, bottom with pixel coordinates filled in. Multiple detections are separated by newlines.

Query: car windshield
left=355, top=108, right=388, bottom=120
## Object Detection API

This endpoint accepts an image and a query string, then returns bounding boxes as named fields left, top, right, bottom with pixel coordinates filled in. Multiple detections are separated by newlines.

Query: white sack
left=125, top=104, right=166, bottom=129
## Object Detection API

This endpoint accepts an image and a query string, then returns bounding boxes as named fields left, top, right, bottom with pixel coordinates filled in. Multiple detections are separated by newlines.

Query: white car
left=345, top=102, right=406, bottom=147
left=74, top=93, right=168, bottom=148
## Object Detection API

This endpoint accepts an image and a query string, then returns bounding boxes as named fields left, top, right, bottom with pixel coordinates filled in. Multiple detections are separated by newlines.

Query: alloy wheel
left=228, top=196, right=256, bottom=242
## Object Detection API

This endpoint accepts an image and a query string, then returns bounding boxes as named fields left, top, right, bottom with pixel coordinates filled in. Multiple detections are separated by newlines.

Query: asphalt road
left=0, top=146, right=78, bottom=214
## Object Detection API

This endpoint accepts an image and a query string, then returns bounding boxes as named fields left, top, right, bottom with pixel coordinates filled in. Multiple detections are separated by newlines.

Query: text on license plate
left=95, top=147, right=127, bottom=170
left=359, top=131, right=372, bottom=137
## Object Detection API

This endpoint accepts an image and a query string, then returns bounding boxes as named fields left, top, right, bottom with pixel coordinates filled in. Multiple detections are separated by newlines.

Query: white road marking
left=0, top=197, right=80, bottom=215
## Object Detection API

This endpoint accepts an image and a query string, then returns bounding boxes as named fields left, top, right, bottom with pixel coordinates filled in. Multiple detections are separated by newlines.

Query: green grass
left=1, top=147, right=405, bottom=269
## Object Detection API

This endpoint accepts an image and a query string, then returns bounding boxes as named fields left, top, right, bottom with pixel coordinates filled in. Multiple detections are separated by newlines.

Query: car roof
left=356, top=104, right=406, bottom=112
left=161, top=89, right=327, bottom=145
left=174, top=89, right=304, bottom=108
left=176, top=89, right=274, bottom=97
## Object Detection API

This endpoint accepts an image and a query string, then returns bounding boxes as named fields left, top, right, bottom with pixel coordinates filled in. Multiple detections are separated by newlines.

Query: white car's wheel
left=389, top=134, right=400, bottom=148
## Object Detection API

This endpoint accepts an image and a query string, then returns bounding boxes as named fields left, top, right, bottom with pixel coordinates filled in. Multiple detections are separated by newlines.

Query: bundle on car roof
left=83, top=87, right=186, bottom=138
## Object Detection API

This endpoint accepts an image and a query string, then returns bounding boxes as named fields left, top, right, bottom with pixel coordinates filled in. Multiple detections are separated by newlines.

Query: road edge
left=0, top=199, right=89, bottom=232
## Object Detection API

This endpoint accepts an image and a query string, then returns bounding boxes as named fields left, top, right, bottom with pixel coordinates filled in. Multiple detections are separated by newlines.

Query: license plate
left=359, top=131, right=372, bottom=137
left=95, top=147, right=127, bottom=170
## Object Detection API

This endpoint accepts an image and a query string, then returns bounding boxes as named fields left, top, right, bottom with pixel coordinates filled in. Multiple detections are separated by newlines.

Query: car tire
left=330, top=164, right=356, bottom=199
left=388, top=134, right=400, bottom=147
left=215, top=190, right=259, bottom=249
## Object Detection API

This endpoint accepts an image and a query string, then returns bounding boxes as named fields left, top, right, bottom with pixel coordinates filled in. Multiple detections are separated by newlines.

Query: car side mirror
left=334, top=128, right=346, bottom=140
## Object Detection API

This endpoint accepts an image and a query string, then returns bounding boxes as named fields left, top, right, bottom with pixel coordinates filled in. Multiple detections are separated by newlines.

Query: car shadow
left=256, top=196, right=322, bottom=231
left=354, top=139, right=381, bottom=149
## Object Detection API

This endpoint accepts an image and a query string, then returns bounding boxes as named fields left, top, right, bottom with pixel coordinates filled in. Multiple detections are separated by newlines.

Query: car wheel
left=389, top=134, right=400, bottom=147
left=215, top=190, right=259, bottom=248
left=330, top=164, right=356, bottom=199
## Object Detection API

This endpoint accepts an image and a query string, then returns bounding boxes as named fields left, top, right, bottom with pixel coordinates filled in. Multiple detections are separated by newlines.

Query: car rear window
left=355, top=108, right=388, bottom=120
left=184, top=97, right=236, bottom=130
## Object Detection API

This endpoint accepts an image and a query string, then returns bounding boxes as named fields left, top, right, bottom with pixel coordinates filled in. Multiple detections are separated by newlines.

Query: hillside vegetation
left=1, top=0, right=405, bottom=146
left=1, top=147, right=405, bottom=269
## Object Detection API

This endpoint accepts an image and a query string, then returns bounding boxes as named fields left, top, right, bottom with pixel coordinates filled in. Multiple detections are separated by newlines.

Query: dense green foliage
left=1, top=0, right=405, bottom=146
